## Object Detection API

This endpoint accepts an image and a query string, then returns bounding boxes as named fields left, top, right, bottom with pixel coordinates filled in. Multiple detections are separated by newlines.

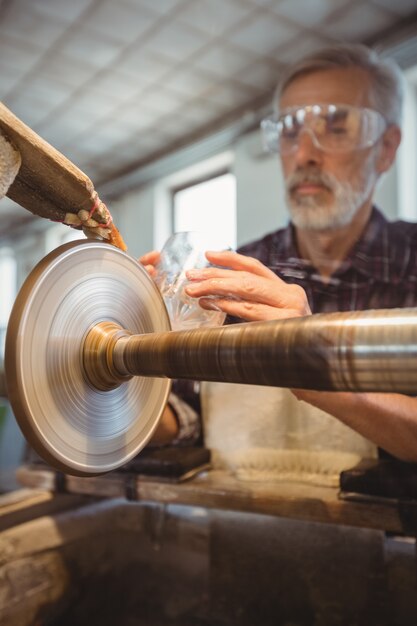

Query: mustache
left=286, top=169, right=338, bottom=193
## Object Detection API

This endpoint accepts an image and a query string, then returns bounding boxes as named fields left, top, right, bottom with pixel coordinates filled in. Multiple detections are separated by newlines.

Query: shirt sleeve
left=167, top=380, right=202, bottom=446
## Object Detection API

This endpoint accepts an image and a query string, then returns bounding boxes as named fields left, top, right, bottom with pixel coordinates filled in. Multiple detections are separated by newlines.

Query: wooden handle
left=0, top=101, right=95, bottom=222
left=0, top=102, right=127, bottom=249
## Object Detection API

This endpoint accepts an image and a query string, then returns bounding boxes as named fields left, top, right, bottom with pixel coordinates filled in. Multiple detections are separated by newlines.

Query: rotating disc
left=5, top=240, right=171, bottom=476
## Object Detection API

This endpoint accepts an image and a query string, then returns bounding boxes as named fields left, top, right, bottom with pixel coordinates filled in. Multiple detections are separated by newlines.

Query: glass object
left=261, top=104, right=386, bottom=155
left=154, top=231, right=227, bottom=331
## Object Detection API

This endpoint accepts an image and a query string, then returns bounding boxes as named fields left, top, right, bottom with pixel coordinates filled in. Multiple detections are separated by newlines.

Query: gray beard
left=285, top=162, right=377, bottom=231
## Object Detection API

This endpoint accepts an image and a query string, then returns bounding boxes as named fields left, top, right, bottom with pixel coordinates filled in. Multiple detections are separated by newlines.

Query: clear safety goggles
left=261, top=104, right=386, bottom=155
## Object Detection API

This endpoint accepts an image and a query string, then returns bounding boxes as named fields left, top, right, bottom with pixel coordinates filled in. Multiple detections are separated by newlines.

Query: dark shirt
left=238, top=207, right=417, bottom=314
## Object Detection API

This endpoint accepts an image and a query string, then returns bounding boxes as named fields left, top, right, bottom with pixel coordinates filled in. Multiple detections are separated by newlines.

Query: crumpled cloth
left=0, top=131, right=21, bottom=200
left=201, top=381, right=376, bottom=486
left=218, top=448, right=362, bottom=487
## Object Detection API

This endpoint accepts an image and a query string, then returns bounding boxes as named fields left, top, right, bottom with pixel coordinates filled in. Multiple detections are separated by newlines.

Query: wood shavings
left=63, top=194, right=127, bottom=251
left=63, top=213, right=82, bottom=227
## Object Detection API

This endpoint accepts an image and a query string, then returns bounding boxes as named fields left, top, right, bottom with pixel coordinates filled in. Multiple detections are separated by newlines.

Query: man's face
left=279, top=67, right=382, bottom=231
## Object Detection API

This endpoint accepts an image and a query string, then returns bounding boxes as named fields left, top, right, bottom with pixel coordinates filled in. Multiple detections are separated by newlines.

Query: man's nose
left=293, top=129, right=323, bottom=166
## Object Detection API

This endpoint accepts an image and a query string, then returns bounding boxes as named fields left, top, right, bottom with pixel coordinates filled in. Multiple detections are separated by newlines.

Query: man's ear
left=376, top=124, right=401, bottom=174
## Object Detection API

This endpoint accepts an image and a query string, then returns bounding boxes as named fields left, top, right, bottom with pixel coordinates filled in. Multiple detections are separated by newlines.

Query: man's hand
left=184, top=250, right=311, bottom=322
left=148, top=404, right=179, bottom=446
left=139, top=250, right=160, bottom=278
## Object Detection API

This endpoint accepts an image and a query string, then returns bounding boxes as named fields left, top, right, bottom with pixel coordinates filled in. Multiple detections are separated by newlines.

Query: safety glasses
left=261, top=104, right=386, bottom=154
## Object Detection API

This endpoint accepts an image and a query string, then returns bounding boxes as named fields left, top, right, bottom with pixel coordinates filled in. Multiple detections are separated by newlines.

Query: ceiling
left=1, top=0, right=417, bottom=239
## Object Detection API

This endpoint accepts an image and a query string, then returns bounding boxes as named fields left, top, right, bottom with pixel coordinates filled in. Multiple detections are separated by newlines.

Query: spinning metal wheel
left=5, top=241, right=171, bottom=476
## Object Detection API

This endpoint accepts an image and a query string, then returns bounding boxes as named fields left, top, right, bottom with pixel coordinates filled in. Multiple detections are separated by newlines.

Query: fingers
left=199, top=297, right=308, bottom=322
left=185, top=270, right=307, bottom=312
left=143, top=265, right=157, bottom=277
left=186, top=253, right=284, bottom=303
left=185, top=272, right=270, bottom=304
left=139, top=250, right=161, bottom=277
left=189, top=265, right=311, bottom=320
left=139, top=250, right=160, bottom=266
left=205, top=250, right=277, bottom=279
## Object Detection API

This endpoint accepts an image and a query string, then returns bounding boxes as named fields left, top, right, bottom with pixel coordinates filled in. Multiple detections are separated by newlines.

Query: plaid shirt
left=172, top=206, right=417, bottom=443
left=238, top=206, right=417, bottom=313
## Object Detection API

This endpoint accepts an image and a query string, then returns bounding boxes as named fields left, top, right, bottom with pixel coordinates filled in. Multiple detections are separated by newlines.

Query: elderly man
left=145, top=43, right=417, bottom=467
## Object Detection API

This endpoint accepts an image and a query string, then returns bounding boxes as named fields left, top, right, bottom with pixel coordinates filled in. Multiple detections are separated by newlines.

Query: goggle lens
left=261, top=104, right=386, bottom=154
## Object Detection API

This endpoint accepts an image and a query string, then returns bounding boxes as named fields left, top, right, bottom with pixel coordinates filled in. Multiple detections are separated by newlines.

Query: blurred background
left=1, top=0, right=417, bottom=490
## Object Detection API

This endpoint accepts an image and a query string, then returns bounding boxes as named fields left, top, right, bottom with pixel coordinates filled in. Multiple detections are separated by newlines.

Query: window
left=173, top=172, right=236, bottom=250
left=0, top=249, right=17, bottom=363
left=398, top=65, right=417, bottom=220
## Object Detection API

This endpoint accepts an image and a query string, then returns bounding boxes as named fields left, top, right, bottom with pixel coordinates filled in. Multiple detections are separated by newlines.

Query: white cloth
left=201, top=382, right=377, bottom=485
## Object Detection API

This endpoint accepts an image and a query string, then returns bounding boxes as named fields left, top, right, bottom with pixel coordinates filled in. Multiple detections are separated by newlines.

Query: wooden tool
left=0, top=102, right=126, bottom=249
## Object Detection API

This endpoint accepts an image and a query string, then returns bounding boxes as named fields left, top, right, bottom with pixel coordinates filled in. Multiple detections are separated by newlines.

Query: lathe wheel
left=5, top=240, right=171, bottom=476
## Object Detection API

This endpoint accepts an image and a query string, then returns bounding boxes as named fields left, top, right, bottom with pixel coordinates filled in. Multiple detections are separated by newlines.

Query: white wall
left=110, top=184, right=157, bottom=258
left=374, top=161, right=399, bottom=221
left=232, top=130, right=287, bottom=248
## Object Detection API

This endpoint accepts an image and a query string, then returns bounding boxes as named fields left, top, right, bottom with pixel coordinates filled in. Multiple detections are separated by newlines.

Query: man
left=145, top=43, right=417, bottom=464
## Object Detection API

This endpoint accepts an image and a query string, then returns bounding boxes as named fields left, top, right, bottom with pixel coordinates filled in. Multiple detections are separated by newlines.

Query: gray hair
left=274, top=43, right=404, bottom=126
